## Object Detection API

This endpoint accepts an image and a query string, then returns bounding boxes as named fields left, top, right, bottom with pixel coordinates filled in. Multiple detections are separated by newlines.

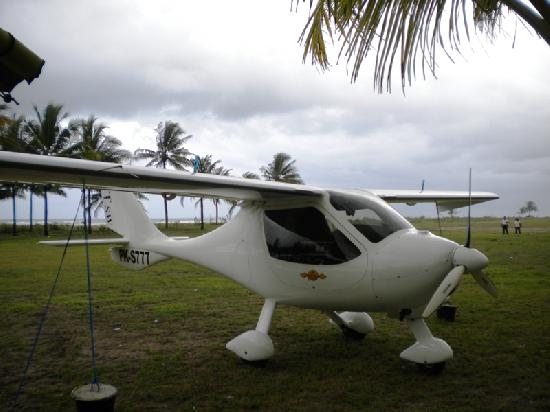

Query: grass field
left=1, top=218, right=549, bottom=411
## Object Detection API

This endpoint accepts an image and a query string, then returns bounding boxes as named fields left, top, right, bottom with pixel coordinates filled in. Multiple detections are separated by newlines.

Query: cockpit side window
left=264, top=207, right=361, bottom=265
left=329, top=191, right=412, bottom=243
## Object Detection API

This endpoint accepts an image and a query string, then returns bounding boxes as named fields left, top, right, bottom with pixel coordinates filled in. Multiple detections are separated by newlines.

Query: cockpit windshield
left=328, top=191, right=412, bottom=243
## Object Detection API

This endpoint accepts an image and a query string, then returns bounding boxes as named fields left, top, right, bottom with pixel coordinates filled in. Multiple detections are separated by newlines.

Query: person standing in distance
left=514, top=217, right=522, bottom=234
left=501, top=216, right=509, bottom=234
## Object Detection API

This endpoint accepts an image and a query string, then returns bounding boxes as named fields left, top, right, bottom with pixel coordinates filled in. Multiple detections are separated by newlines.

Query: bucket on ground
left=71, top=383, right=118, bottom=412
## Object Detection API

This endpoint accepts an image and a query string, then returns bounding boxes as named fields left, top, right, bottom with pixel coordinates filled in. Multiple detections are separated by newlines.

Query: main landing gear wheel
left=341, top=324, right=367, bottom=340
left=241, top=359, right=269, bottom=368
left=416, top=362, right=446, bottom=375
left=326, top=311, right=374, bottom=340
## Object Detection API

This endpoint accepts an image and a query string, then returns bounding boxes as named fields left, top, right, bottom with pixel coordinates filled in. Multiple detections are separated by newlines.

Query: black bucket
left=437, top=304, right=457, bottom=322
left=71, top=383, right=118, bottom=412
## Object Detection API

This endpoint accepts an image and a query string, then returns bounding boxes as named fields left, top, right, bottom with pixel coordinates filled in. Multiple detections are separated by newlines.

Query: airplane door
left=262, top=206, right=367, bottom=291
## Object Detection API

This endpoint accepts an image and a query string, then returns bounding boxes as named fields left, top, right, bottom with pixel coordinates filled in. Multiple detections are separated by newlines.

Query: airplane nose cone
left=452, top=246, right=488, bottom=273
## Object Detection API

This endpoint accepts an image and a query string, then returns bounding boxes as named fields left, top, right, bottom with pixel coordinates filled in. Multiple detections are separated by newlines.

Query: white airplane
left=0, top=151, right=499, bottom=372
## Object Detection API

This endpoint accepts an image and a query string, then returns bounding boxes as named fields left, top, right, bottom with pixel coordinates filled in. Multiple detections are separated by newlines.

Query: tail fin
left=101, top=190, right=165, bottom=243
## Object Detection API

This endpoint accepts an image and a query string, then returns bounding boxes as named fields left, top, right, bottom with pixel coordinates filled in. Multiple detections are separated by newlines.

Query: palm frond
left=296, top=0, right=550, bottom=92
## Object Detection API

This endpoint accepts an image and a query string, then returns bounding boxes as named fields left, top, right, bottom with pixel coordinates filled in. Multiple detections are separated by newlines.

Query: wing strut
left=435, top=200, right=443, bottom=236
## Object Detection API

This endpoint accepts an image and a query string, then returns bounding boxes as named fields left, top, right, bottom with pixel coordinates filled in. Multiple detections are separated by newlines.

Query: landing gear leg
left=226, top=299, right=276, bottom=363
left=400, top=318, right=452, bottom=373
left=326, top=311, right=375, bottom=340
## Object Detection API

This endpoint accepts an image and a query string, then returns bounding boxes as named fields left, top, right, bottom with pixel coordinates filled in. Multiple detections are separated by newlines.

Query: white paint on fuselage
left=136, top=195, right=458, bottom=318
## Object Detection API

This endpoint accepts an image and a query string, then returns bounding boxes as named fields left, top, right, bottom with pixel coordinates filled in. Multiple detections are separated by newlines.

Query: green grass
left=1, top=219, right=549, bottom=411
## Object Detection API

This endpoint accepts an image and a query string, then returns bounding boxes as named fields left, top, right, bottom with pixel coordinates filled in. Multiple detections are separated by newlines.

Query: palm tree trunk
left=164, top=196, right=169, bottom=229
left=11, top=185, right=17, bottom=236
left=200, top=198, right=204, bottom=230
left=29, top=186, right=33, bottom=232
left=215, top=202, right=218, bottom=224
left=43, top=185, right=48, bottom=237
left=161, top=160, right=169, bottom=229
left=87, top=188, right=92, bottom=234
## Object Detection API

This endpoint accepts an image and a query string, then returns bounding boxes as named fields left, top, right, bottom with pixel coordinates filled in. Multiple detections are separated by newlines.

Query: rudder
left=101, top=190, right=165, bottom=243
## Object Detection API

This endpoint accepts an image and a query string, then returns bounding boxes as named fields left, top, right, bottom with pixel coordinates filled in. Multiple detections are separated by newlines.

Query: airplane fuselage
left=142, top=193, right=459, bottom=319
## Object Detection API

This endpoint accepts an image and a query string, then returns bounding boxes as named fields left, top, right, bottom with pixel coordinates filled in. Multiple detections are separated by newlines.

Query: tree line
left=0, top=103, right=304, bottom=235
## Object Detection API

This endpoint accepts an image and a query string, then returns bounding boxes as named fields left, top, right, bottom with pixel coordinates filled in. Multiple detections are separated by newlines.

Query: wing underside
left=370, top=189, right=499, bottom=211
left=0, top=152, right=499, bottom=209
left=0, top=152, right=323, bottom=201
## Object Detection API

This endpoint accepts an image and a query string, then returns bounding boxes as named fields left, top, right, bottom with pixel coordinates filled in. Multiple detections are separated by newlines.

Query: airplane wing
left=0, top=152, right=498, bottom=209
left=370, top=189, right=499, bottom=211
left=0, top=151, right=323, bottom=201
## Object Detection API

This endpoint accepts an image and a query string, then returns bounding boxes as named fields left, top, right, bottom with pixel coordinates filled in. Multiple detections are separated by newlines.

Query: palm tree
left=297, top=0, right=550, bottom=92
left=191, top=155, right=222, bottom=230
left=519, top=200, right=538, bottom=217
left=0, top=184, right=25, bottom=235
left=24, top=104, right=75, bottom=156
left=0, top=115, right=39, bottom=231
left=242, top=171, right=260, bottom=180
left=23, top=103, right=73, bottom=236
left=70, top=115, right=131, bottom=163
left=0, top=115, right=27, bottom=151
left=260, top=152, right=304, bottom=184
left=134, top=121, right=192, bottom=228
left=212, top=166, right=232, bottom=224
left=70, top=115, right=131, bottom=232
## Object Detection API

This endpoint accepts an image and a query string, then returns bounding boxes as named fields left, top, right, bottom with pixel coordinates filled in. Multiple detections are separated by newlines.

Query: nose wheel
left=416, top=361, right=446, bottom=375
left=400, top=318, right=453, bottom=372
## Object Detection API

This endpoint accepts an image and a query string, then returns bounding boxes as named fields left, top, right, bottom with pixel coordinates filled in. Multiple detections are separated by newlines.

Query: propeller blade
left=465, top=168, right=472, bottom=248
left=422, top=266, right=465, bottom=318
left=472, top=271, right=498, bottom=298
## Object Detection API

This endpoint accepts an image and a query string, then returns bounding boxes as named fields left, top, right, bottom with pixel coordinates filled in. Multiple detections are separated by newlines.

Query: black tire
left=416, top=362, right=446, bottom=375
left=241, top=358, right=268, bottom=368
left=341, top=325, right=367, bottom=340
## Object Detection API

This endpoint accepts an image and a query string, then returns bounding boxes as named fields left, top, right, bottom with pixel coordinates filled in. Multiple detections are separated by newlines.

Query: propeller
left=423, top=266, right=465, bottom=318
left=422, top=169, right=497, bottom=318
left=471, top=271, right=498, bottom=297
left=465, top=168, right=472, bottom=248
left=460, top=168, right=498, bottom=297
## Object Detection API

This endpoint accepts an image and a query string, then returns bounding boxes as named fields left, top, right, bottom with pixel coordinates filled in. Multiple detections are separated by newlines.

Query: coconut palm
left=297, top=0, right=550, bottom=92
left=70, top=115, right=131, bottom=232
left=190, top=155, right=222, bottom=230
left=70, top=115, right=131, bottom=163
left=260, top=152, right=304, bottom=184
left=519, top=200, right=538, bottom=217
left=23, top=103, right=73, bottom=236
left=242, top=171, right=260, bottom=180
left=211, top=166, right=232, bottom=224
left=134, top=121, right=192, bottom=228
left=0, top=115, right=27, bottom=152
left=24, top=104, right=75, bottom=156
left=1, top=184, right=25, bottom=235
left=0, top=115, right=40, bottom=231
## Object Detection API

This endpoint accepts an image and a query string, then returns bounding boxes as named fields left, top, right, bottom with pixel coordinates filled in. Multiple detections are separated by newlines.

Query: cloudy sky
left=1, top=0, right=549, bottom=221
